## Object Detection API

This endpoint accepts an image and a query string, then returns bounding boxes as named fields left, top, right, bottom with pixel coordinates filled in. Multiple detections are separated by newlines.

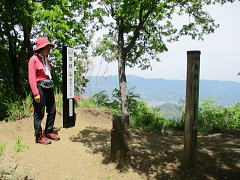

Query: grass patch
left=0, top=143, right=7, bottom=156
left=14, top=136, right=30, bottom=153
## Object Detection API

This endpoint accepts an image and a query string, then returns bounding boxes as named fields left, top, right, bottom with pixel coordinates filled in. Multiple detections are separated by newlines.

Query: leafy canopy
left=93, top=0, right=237, bottom=70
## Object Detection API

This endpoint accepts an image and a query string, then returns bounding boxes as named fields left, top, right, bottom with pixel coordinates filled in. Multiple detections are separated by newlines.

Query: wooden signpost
left=184, top=50, right=201, bottom=167
left=62, top=46, right=76, bottom=128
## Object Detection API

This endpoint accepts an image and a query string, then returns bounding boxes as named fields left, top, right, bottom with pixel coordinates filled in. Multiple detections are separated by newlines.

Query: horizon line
left=86, top=75, right=240, bottom=83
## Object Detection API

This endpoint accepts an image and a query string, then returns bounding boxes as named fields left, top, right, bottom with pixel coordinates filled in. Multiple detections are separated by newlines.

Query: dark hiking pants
left=33, top=85, right=56, bottom=136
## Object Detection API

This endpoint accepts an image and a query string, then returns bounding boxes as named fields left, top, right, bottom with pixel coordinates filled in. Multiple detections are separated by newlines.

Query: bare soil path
left=0, top=108, right=240, bottom=180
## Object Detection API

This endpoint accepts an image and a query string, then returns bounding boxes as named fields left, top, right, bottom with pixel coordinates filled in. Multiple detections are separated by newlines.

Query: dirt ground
left=0, top=108, right=239, bottom=180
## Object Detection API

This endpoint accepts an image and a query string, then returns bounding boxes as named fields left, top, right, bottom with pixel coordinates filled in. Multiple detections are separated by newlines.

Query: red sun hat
left=34, top=37, right=54, bottom=52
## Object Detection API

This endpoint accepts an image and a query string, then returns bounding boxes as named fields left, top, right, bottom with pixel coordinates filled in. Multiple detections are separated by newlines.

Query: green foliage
left=92, top=88, right=140, bottom=114
left=14, top=136, right=30, bottom=153
left=170, top=99, right=240, bottom=133
left=91, top=0, right=236, bottom=115
left=93, top=91, right=114, bottom=107
left=113, top=88, right=140, bottom=114
left=32, top=0, right=93, bottom=91
left=2, top=92, right=33, bottom=122
left=1, top=88, right=65, bottom=121
left=168, top=99, right=185, bottom=130
left=0, top=0, right=91, bottom=120
left=76, top=98, right=98, bottom=108
left=4, top=100, right=25, bottom=122
left=92, top=89, right=168, bottom=133
left=0, top=84, right=9, bottom=120
left=0, top=143, right=7, bottom=156
left=93, top=0, right=235, bottom=69
left=75, top=60, right=90, bottom=95
left=1, top=0, right=34, bottom=96
left=91, top=90, right=120, bottom=113
left=225, top=103, right=240, bottom=130
left=130, top=101, right=169, bottom=133
left=170, top=114, right=185, bottom=130
left=198, top=99, right=226, bottom=132
left=198, top=100, right=240, bottom=131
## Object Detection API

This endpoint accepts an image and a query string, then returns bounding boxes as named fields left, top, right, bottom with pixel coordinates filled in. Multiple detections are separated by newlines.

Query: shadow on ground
left=70, top=126, right=111, bottom=162
left=70, top=126, right=240, bottom=180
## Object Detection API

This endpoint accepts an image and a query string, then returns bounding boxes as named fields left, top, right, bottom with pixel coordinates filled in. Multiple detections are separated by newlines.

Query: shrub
left=197, top=99, right=228, bottom=132
left=91, top=90, right=120, bottom=113
left=0, top=83, right=17, bottom=121
left=130, top=101, right=168, bottom=133
left=3, top=94, right=33, bottom=122
left=92, top=89, right=168, bottom=133
left=76, top=98, right=98, bottom=108
left=168, top=99, right=185, bottom=130
left=224, top=103, right=240, bottom=130
left=171, top=99, right=240, bottom=133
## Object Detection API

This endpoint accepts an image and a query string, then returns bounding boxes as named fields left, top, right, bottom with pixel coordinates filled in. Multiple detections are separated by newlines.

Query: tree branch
left=110, top=4, right=115, bottom=17
left=117, top=18, right=125, bottom=56
left=125, top=0, right=160, bottom=53
left=103, top=4, right=111, bottom=16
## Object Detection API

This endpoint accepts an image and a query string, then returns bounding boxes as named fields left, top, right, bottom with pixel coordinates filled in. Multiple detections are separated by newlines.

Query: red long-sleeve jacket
left=28, top=54, right=51, bottom=96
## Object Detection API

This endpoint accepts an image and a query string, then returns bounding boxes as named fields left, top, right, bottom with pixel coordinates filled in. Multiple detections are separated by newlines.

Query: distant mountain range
left=84, top=75, right=240, bottom=106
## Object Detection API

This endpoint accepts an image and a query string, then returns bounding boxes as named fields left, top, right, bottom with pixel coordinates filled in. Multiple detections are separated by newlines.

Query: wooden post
left=111, top=114, right=130, bottom=167
left=184, top=50, right=201, bottom=168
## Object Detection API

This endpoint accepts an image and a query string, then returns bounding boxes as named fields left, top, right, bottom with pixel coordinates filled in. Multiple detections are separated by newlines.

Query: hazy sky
left=88, top=2, right=240, bottom=82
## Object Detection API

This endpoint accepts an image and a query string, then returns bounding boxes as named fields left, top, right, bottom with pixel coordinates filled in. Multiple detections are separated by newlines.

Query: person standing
left=28, top=37, right=60, bottom=144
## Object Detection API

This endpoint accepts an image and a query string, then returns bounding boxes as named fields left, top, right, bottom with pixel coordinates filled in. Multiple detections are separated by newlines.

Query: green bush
left=224, top=103, right=240, bottom=130
left=92, top=91, right=119, bottom=113
left=92, top=89, right=168, bottom=133
left=198, top=99, right=228, bottom=132
left=130, top=101, right=168, bottom=133
left=76, top=98, right=98, bottom=108
left=93, top=91, right=113, bottom=107
left=168, top=100, right=185, bottom=130
left=0, top=83, right=16, bottom=120
left=170, top=115, right=185, bottom=130
left=0, top=80, right=34, bottom=121
left=170, top=99, right=240, bottom=133
left=3, top=94, right=33, bottom=122
left=2, top=88, right=66, bottom=121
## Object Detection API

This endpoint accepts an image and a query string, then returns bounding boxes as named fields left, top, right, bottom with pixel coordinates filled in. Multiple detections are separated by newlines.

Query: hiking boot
left=45, top=133, right=60, bottom=141
left=35, top=134, right=52, bottom=144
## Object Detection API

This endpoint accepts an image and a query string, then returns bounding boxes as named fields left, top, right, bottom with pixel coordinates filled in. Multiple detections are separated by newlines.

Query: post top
left=187, top=50, right=201, bottom=55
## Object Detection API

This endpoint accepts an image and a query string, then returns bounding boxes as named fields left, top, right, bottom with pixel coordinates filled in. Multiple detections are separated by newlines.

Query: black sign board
left=62, top=46, right=76, bottom=128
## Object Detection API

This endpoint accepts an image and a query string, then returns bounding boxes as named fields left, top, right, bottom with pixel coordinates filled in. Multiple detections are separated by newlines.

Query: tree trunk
left=19, top=26, right=34, bottom=97
left=10, top=52, right=21, bottom=95
left=8, top=37, right=22, bottom=95
left=24, top=27, right=34, bottom=60
left=118, top=55, right=129, bottom=114
left=117, top=19, right=129, bottom=115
